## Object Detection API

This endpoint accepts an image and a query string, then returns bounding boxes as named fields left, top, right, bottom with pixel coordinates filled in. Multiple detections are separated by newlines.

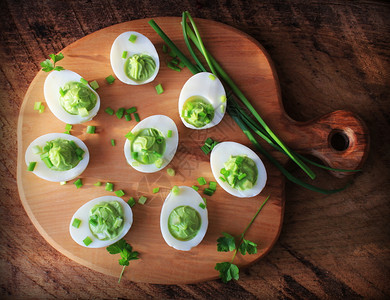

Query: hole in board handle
left=329, top=130, right=350, bottom=151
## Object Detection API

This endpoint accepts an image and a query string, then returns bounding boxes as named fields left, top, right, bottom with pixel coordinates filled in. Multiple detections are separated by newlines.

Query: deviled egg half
left=110, top=31, right=160, bottom=85
left=69, top=196, right=133, bottom=248
left=210, top=141, right=267, bottom=198
left=160, top=186, right=208, bottom=251
left=44, top=70, right=100, bottom=124
left=124, top=115, right=179, bottom=173
left=178, top=72, right=226, bottom=129
left=25, top=133, right=89, bottom=182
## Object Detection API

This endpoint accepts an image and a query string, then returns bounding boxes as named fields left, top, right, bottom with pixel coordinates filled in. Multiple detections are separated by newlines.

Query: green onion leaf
left=116, top=108, right=125, bottom=119
left=125, top=114, right=132, bottom=121
left=128, top=197, right=136, bottom=207
left=83, top=236, right=93, bottom=246
left=197, top=177, right=207, bottom=185
left=126, top=107, right=137, bottom=114
left=134, top=113, right=140, bottom=122
left=115, top=190, right=125, bottom=197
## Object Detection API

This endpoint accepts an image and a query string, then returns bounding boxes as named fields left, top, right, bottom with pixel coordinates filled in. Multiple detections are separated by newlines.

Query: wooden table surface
left=1, top=0, right=389, bottom=298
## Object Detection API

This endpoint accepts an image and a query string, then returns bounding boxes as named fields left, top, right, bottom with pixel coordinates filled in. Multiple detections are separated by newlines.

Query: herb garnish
left=40, top=53, right=65, bottom=72
left=215, top=195, right=270, bottom=283
left=106, top=238, right=139, bottom=283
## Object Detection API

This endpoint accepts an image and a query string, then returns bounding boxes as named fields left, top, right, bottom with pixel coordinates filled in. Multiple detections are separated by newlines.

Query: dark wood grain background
left=1, top=0, right=389, bottom=298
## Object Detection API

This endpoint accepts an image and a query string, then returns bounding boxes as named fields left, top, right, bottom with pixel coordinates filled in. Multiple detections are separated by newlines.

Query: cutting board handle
left=285, top=110, right=369, bottom=177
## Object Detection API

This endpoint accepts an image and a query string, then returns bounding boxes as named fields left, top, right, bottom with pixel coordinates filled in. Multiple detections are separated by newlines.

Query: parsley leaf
left=215, top=262, right=239, bottom=283
left=40, top=59, right=54, bottom=72
left=41, top=53, right=64, bottom=72
left=217, top=232, right=236, bottom=252
left=239, top=238, right=257, bottom=255
left=106, top=238, right=139, bottom=283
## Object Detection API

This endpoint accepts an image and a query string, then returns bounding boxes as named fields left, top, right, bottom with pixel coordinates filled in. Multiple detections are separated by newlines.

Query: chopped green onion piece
left=60, top=181, right=67, bottom=185
left=152, top=187, right=160, bottom=194
left=89, top=80, right=99, bottom=90
left=74, top=178, right=83, bottom=188
left=238, top=173, right=247, bottom=180
left=154, top=158, right=163, bottom=168
left=168, top=50, right=176, bottom=58
left=192, top=185, right=199, bottom=191
left=80, top=78, right=88, bottom=85
left=162, top=44, right=168, bottom=53
left=105, top=107, right=114, bottom=115
left=72, top=218, right=81, bottom=228
left=167, top=61, right=181, bottom=72
left=78, top=107, right=89, bottom=117
left=86, top=126, right=96, bottom=134
left=219, top=176, right=226, bottom=182
left=220, top=105, right=225, bottom=113
left=202, top=197, right=207, bottom=206
left=203, top=188, right=215, bottom=196
left=155, top=83, right=164, bottom=94
left=201, top=145, right=211, bottom=155
left=128, top=197, right=136, bottom=207
left=41, top=157, right=53, bottom=168
left=221, top=95, right=227, bottom=102
left=65, top=124, right=72, bottom=131
left=129, top=34, right=137, bottom=43
left=126, top=107, right=137, bottom=114
left=167, top=130, right=172, bottom=138
left=83, top=236, right=93, bottom=246
left=199, top=203, right=206, bottom=209
left=197, top=177, right=207, bottom=185
left=209, top=74, right=216, bottom=80
left=27, top=162, right=37, bottom=171
left=167, top=168, right=175, bottom=176
left=132, top=161, right=140, bottom=166
left=64, top=130, right=70, bottom=135
left=126, top=131, right=135, bottom=141
left=39, top=105, right=45, bottom=113
left=134, top=113, right=140, bottom=122
left=116, top=107, right=125, bottom=119
left=172, top=185, right=180, bottom=195
left=138, top=196, right=147, bottom=205
left=94, top=181, right=102, bottom=186
left=178, top=61, right=186, bottom=68
left=105, top=75, right=115, bottom=84
left=209, top=181, right=217, bottom=191
left=125, top=114, right=132, bottom=121
left=32, top=145, right=42, bottom=154
left=122, top=50, right=128, bottom=59
left=34, top=101, right=42, bottom=110
left=115, top=190, right=125, bottom=197
left=111, top=139, right=116, bottom=146
left=204, top=137, right=214, bottom=146
left=105, top=182, right=114, bottom=192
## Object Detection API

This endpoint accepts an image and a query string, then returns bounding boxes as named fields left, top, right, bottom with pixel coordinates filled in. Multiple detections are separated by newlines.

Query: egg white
left=25, top=133, right=89, bottom=182
left=124, top=115, right=179, bottom=173
left=110, top=31, right=160, bottom=85
left=178, top=72, right=226, bottom=130
left=69, top=196, right=133, bottom=248
left=210, top=141, right=267, bottom=198
left=160, top=186, right=208, bottom=251
left=44, top=70, right=100, bottom=124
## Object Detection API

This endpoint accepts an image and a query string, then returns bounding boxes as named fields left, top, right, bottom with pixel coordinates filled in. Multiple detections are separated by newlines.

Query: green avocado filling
left=39, top=138, right=84, bottom=171
left=59, top=81, right=97, bottom=116
left=88, top=201, right=124, bottom=240
left=220, top=155, right=258, bottom=191
left=182, top=96, right=214, bottom=128
left=131, top=128, right=165, bottom=167
left=168, top=205, right=201, bottom=241
left=124, top=54, right=156, bottom=82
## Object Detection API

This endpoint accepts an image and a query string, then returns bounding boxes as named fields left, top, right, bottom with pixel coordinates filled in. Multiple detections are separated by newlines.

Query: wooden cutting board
left=16, top=17, right=368, bottom=284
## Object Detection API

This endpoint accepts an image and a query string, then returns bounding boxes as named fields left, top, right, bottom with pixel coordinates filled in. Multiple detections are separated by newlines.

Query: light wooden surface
left=1, top=0, right=389, bottom=298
